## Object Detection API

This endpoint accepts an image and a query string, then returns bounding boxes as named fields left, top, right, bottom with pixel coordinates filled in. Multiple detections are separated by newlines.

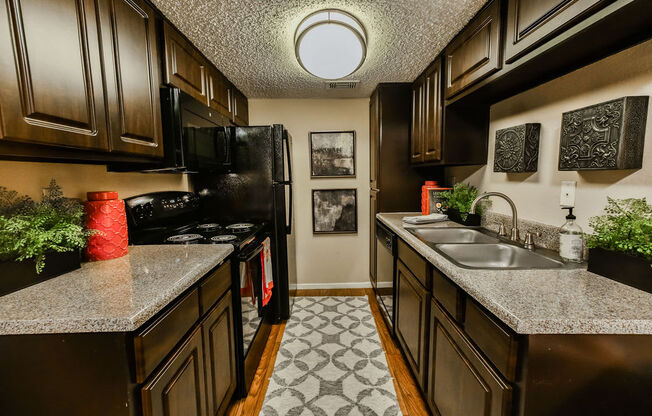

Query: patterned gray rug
left=260, top=296, right=402, bottom=416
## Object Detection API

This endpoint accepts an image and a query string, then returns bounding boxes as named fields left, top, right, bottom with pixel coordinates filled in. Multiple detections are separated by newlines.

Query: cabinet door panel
left=207, top=67, right=232, bottom=119
left=410, top=77, right=424, bottom=163
left=445, top=0, right=502, bottom=98
left=163, top=22, right=207, bottom=104
left=142, top=326, right=207, bottom=416
left=203, top=291, right=236, bottom=416
left=395, top=260, right=428, bottom=388
left=100, top=0, right=163, bottom=156
left=369, top=89, right=379, bottom=188
left=370, top=191, right=378, bottom=287
left=428, top=299, right=511, bottom=416
left=423, top=58, right=442, bottom=162
left=505, top=0, right=611, bottom=63
left=0, top=0, right=108, bottom=149
left=232, top=88, right=248, bottom=126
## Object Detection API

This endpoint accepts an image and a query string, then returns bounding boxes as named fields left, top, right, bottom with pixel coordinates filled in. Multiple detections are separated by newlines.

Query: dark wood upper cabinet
left=207, top=66, right=233, bottom=120
left=141, top=325, right=207, bottom=416
left=231, top=87, right=248, bottom=126
left=412, top=57, right=443, bottom=165
left=423, top=58, right=443, bottom=162
left=162, top=21, right=208, bottom=105
left=395, top=260, right=429, bottom=390
left=445, top=0, right=502, bottom=98
left=202, top=291, right=236, bottom=416
left=0, top=0, right=109, bottom=150
left=410, top=76, right=425, bottom=163
left=98, top=0, right=163, bottom=157
left=427, top=299, right=512, bottom=416
left=504, top=0, right=612, bottom=63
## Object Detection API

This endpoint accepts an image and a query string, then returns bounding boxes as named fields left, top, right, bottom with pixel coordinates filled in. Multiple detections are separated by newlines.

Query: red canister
left=84, top=191, right=129, bottom=261
left=421, top=181, right=452, bottom=215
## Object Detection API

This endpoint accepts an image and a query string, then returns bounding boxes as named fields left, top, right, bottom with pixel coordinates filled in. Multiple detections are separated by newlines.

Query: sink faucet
left=470, top=192, right=519, bottom=241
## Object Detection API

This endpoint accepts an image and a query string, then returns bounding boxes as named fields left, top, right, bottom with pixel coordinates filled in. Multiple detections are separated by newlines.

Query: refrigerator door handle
left=283, top=131, right=292, bottom=183
left=286, top=181, right=292, bottom=235
left=283, top=131, right=293, bottom=235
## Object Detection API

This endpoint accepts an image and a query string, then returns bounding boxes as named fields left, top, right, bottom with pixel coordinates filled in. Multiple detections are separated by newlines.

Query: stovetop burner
left=197, top=223, right=222, bottom=231
left=210, top=235, right=238, bottom=243
left=166, top=233, right=203, bottom=243
left=226, top=223, right=254, bottom=233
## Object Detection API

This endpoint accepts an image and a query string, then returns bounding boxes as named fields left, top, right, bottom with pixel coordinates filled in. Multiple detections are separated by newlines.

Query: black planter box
left=588, top=247, right=652, bottom=294
left=445, top=208, right=481, bottom=226
left=0, top=250, right=81, bottom=297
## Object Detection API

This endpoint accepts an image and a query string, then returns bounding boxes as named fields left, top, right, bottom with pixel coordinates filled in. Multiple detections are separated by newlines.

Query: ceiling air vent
left=325, top=80, right=359, bottom=89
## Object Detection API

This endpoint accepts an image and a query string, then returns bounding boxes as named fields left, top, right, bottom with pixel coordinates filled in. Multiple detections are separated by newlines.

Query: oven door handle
left=237, top=242, right=264, bottom=262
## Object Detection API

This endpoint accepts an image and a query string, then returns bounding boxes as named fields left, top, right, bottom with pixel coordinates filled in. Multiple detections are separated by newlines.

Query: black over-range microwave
left=110, top=87, right=232, bottom=173
left=154, top=87, right=232, bottom=173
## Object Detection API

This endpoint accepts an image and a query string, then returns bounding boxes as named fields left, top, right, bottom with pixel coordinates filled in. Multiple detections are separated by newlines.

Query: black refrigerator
left=191, top=124, right=295, bottom=321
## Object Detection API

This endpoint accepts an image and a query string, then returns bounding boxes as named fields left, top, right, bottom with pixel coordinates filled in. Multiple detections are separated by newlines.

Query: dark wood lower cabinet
left=202, top=291, right=236, bottom=416
left=395, top=260, right=429, bottom=389
left=141, top=325, right=207, bottom=416
left=428, top=299, right=512, bottom=416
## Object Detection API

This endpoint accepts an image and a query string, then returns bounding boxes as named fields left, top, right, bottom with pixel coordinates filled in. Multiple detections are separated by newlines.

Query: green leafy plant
left=439, top=183, right=490, bottom=220
left=587, top=197, right=652, bottom=264
left=0, top=180, right=97, bottom=273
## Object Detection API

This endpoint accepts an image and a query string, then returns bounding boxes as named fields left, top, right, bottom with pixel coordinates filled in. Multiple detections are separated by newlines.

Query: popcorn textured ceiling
left=150, top=0, right=488, bottom=98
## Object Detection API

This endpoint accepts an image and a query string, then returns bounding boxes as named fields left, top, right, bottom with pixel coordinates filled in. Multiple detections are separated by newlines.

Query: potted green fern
left=440, top=183, right=490, bottom=226
left=587, top=197, right=651, bottom=294
left=0, top=180, right=97, bottom=296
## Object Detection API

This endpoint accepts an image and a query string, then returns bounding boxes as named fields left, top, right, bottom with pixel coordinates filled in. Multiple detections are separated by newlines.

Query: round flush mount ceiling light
left=295, top=9, right=367, bottom=80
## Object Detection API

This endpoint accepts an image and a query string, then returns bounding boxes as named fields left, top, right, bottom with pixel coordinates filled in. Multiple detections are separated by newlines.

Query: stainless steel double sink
left=407, top=227, right=565, bottom=270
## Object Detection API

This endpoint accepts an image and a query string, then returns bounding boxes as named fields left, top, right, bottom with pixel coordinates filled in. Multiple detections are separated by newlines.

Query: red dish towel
left=261, top=237, right=274, bottom=307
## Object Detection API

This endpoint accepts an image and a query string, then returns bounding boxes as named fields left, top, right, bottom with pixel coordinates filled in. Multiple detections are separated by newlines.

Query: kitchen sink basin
left=436, top=243, right=564, bottom=269
left=408, top=227, right=500, bottom=244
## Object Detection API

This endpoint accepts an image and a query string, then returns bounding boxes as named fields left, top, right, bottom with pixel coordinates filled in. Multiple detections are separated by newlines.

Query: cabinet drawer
left=199, top=260, right=231, bottom=314
left=398, top=239, right=430, bottom=290
left=464, top=299, right=519, bottom=382
left=432, top=268, right=460, bottom=321
left=134, top=288, right=200, bottom=383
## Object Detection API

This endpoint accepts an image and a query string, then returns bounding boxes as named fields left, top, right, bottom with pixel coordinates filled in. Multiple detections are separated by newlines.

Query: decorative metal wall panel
left=559, top=96, right=648, bottom=170
left=493, top=123, right=540, bottom=172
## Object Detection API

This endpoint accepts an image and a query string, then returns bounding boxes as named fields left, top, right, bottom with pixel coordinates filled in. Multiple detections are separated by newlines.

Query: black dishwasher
left=375, top=219, right=397, bottom=331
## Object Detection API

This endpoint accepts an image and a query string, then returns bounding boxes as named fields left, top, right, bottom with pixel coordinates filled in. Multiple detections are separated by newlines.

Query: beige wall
left=249, top=99, right=370, bottom=288
left=0, top=160, right=189, bottom=201
left=448, top=39, right=652, bottom=231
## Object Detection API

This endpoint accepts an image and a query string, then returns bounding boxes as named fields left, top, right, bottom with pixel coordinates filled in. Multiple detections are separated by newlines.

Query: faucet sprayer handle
left=523, top=231, right=541, bottom=250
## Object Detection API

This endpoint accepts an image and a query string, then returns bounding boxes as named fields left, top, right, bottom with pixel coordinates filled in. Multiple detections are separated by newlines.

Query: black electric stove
left=123, top=191, right=272, bottom=398
left=123, top=191, right=265, bottom=250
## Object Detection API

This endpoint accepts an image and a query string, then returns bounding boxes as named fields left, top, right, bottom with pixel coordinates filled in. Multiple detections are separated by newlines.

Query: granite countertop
left=378, top=212, right=652, bottom=335
left=0, top=245, right=233, bottom=335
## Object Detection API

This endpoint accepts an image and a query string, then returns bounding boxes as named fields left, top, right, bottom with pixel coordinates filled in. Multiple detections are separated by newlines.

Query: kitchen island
left=377, top=212, right=652, bottom=416
left=0, top=244, right=236, bottom=416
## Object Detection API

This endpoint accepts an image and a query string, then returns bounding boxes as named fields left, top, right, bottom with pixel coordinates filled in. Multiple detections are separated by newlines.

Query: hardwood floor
left=226, top=288, right=430, bottom=415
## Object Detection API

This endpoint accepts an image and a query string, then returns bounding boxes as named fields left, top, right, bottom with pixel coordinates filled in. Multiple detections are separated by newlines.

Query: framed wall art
left=310, top=131, right=356, bottom=178
left=312, top=189, right=357, bottom=234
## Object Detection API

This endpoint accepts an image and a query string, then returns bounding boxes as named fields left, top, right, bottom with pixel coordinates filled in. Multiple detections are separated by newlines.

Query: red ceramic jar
left=421, top=181, right=452, bottom=215
left=84, top=191, right=129, bottom=261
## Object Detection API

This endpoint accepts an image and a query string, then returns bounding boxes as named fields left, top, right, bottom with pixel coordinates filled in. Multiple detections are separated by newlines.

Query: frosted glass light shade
left=295, top=10, right=366, bottom=80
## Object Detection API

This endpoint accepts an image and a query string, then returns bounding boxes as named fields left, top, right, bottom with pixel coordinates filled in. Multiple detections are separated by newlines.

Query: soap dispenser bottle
left=559, top=208, right=583, bottom=263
